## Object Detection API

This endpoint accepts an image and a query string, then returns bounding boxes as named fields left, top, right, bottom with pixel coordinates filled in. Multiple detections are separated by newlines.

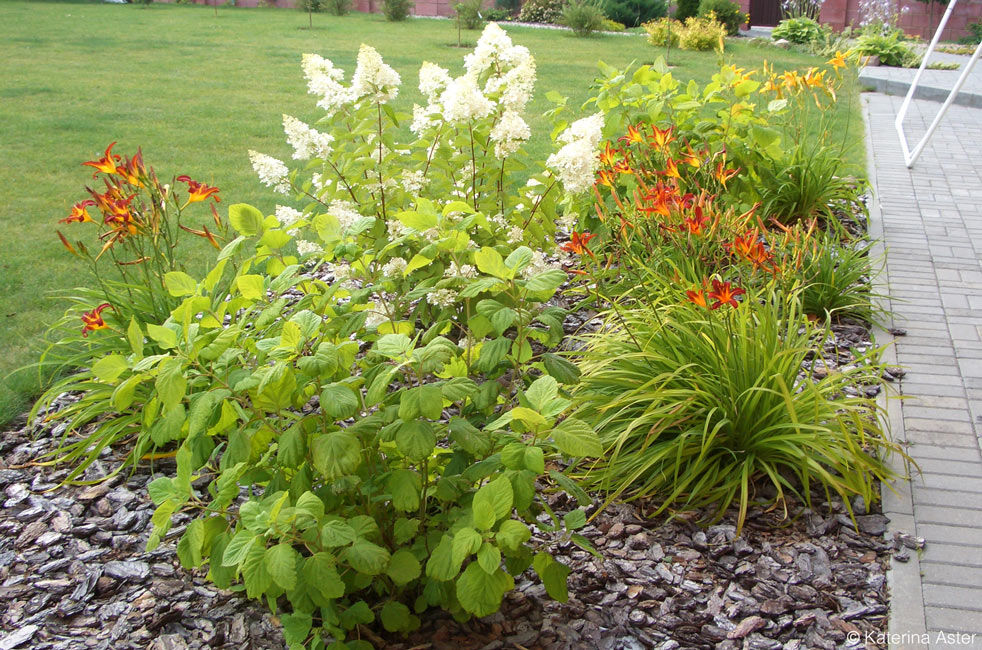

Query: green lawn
left=0, top=0, right=863, bottom=425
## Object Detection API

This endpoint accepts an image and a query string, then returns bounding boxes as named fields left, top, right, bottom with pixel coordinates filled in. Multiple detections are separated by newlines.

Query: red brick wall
left=820, top=0, right=982, bottom=41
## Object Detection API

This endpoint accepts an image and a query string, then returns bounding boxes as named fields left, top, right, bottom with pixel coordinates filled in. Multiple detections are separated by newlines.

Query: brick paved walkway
left=864, top=92, right=982, bottom=648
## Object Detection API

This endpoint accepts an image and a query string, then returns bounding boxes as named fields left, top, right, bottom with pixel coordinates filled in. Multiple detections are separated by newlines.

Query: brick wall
left=820, top=0, right=982, bottom=41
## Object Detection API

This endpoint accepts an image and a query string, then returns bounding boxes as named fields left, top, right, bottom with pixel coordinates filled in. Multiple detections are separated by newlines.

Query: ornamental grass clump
left=572, top=285, right=904, bottom=532
left=34, top=25, right=613, bottom=647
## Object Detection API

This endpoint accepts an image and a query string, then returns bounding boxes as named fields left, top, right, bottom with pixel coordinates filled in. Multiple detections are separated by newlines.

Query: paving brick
left=924, top=607, right=982, bottom=635
left=923, top=584, right=982, bottom=611
left=919, top=563, right=982, bottom=589
left=913, top=458, right=982, bottom=477
left=920, top=542, right=982, bottom=567
left=914, top=505, right=982, bottom=528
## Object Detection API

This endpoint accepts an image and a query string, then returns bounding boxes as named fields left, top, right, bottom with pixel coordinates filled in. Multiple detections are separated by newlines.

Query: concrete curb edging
left=863, top=94, right=930, bottom=649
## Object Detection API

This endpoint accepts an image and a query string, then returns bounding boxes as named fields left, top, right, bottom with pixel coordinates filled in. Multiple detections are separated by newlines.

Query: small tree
left=298, top=0, right=323, bottom=28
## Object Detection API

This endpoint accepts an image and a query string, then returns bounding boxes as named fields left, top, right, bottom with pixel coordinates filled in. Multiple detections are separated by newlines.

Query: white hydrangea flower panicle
left=248, top=150, right=291, bottom=195
left=546, top=112, right=605, bottom=195
left=301, top=53, right=353, bottom=116
left=440, top=75, right=495, bottom=123
left=296, top=239, right=322, bottom=256
left=328, top=199, right=364, bottom=231
left=275, top=205, right=304, bottom=230
left=419, top=62, right=453, bottom=104
left=489, top=110, right=530, bottom=160
left=351, top=45, right=401, bottom=104
left=426, top=288, right=458, bottom=309
left=382, top=257, right=408, bottom=276
left=464, top=23, right=515, bottom=77
left=282, top=115, right=334, bottom=161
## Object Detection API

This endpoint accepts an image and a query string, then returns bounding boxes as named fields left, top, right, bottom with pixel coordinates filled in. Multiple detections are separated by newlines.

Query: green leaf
left=92, top=354, right=128, bottom=383
left=155, top=357, right=186, bottom=410
left=320, top=384, right=359, bottom=419
left=452, top=527, right=482, bottom=566
left=403, top=253, right=434, bottom=276
left=146, top=323, right=177, bottom=349
left=491, top=308, right=517, bottom=335
left=524, top=446, right=545, bottom=474
left=386, top=549, right=422, bottom=586
left=477, top=337, right=510, bottom=373
left=387, top=469, right=421, bottom=512
left=543, top=353, right=581, bottom=384
left=449, top=417, right=491, bottom=456
left=400, top=385, right=443, bottom=421
left=127, top=318, right=144, bottom=357
left=563, top=509, right=587, bottom=530
left=229, top=203, right=265, bottom=236
left=242, top=541, right=272, bottom=599
left=396, top=420, right=435, bottom=461
left=379, top=601, right=411, bottom=633
left=281, top=611, right=313, bottom=646
left=164, top=271, right=198, bottom=297
left=472, top=477, right=513, bottom=527
left=425, top=535, right=460, bottom=581
left=455, top=563, right=514, bottom=617
left=339, top=600, right=375, bottom=630
left=393, top=518, right=419, bottom=545
left=474, top=247, right=512, bottom=279
left=552, top=418, right=603, bottom=457
left=294, top=491, right=325, bottom=529
left=396, top=209, right=438, bottom=232
left=236, top=274, right=266, bottom=301
left=504, top=246, right=533, bottom=272
left=477, top=542, right=501, bottom=574
left=472, top=499, right=496, bottom=531
left=311, top=432, right=362, bottom=480
left=320, top=520, right=357, bottom=548
left=524, top=269, right=567, bottom=293
left=222, top=530, right=257, bottom=567
left=346, top=539, right=390, bottom=576
left=525, top=376, right=558, bottom=412
left=533, top=553, right=570, bottom=602
left=177, top=518, right=204, bottom=568
left=305, top=552, right=345, bottom=600
left=441, top=377, right=477, bottom=402
left=548, top=469, right=592, bottom=507
left=265, top=543, right=299, bottom=590
left=495, top=520, right=531, bottom=552
left=375, top=333, right=412, bottom=359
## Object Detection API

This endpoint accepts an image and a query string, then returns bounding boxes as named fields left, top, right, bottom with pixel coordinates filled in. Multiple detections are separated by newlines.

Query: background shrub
left=673, top=0, right=700, bottom=21
left=562, top=0, right=607, bottom=34
left=602, top=0, right=667, bottom=27
left=454, top=0, right=485, bottom=28
left=383, top=0, right=414, bottom=20
left=643, top=16, right=681, bottom=45
left=854, top=29, right=920, bottom=66
left=772, top=16, right=823, bottom=43
left=518, top=0, right=568, bottom=22
left=697, top=0, right=744, bottom=35
left=323, top=0, right=352, bottom=15
left=484, top=7, right=513, bottom=19
left=601, top=17, right=627, bottom=30
left=678, top=14, right=725, bottom=50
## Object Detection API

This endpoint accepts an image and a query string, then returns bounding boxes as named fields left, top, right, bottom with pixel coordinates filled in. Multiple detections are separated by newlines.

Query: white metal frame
left=894, top=0, right=982, bottom=168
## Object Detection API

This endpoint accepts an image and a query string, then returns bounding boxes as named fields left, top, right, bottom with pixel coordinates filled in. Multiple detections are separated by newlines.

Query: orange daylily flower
left=177, top=175, right=221, bottom=205
left=619, top=124, right=646, bottom=146
left=561, top=231, right=597, bottom=258
left=60, top=200, right=96, bottom=224
left=649, top=125, right=675, bottom=152
left=682, top=206, right=710, bottom=236
left=599, top=142, right=621, bottom=168
left=81, top=303, right=112, bottom=337
left=686, top=288, right=709, bottom=308
left=596, top=169, right=617, bottom=188
left=117, top=149, right=147, bottom=187
left=639, top=181, right=675, bottom=217
left=708, top=279, right=745, bottom=309
left=179, top=223, right=222, bottom=250
left=828, top=51, right=848, bottom=70
left=681, top=144, right=703, bottom=169
left=661, top=158, right=682, bottom=180
left=714, top=160, right=739, bottom=188
left=82, top=142, right=121, bottom=177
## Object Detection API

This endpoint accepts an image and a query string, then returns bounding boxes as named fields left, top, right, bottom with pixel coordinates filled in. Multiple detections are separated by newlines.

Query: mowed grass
left=0, top=0, right=864, bottom=425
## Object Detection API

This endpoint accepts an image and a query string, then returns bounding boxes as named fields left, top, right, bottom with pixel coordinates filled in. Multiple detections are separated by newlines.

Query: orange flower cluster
left=727, top=227, right=778, bottom=275
left=686, top=279, right=746, bottom=310
left=57, top=143, right=223, bottom=260
left=80, top=303, right=112, bottom=337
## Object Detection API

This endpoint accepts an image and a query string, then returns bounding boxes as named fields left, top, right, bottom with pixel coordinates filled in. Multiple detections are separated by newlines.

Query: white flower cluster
left=426, top=288, right=458, bottom=308
left=490, top=110, right=531, bottom=160
left=382, top=256, right=408, bottom=276
left=328, top=199, right=363, bottom=231
left=401, top=169, right=427, bottom=195
left=419, top=62, right=453, bottom=103
left=282, top=115, right=334, bottom=161
left=275, top=205, right=303, bottom=229
left=248, top=150, right=291, bottom=195
left=364, top=309, right=389, bottom=330
left=546, top=112, right=605, bottom=195
left=296, top=239, right=321, bottom=256
left=302, top=53, right=353, bottom=116
left=445, top=261, right=477, bottom=279
left=521, top=249, right=562, bottom=280
left=351, top=45, right=401, bottom=103
left=440, top=75, right=494, bottom=123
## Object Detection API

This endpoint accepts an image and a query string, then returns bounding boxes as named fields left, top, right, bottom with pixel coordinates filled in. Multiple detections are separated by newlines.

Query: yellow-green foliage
left=602, top=17, right=627, bottom=31
left=678, top=13, right=726, bottom=51
left=643, top=17, right=681, bottom=46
